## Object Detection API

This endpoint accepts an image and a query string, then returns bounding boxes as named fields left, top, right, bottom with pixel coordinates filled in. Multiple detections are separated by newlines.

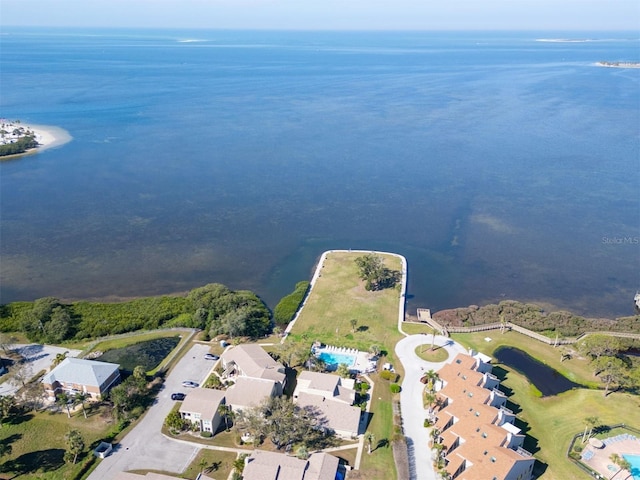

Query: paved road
left=88, top=343, right=216, bottom=479
left=395, top=335, right=467, bottom=480
left=0, top=344, right=82, bottom=396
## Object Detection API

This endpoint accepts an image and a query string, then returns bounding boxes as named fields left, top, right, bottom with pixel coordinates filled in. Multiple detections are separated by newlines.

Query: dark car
left=171, top=393, right=186, bottom=401
left=204, top=353, right=219, bottom=361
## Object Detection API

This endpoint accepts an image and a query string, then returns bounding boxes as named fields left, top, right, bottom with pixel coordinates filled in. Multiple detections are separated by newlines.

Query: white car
left=181, top=381, right=198, bottom=388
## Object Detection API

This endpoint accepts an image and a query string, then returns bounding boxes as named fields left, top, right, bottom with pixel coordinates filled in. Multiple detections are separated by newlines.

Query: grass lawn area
left=286, top=251, right=405, bottom=480
left=179, top=448, right=240, bottom=480
left=414, top=345, right=449, bottom=362
left=0, top=405, right=114, bottom=480
left=453, top=331, right=640, bottom=480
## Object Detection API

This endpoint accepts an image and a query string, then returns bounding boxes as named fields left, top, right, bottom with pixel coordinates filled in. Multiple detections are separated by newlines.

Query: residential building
left=42, top=357, right=120, bottom=400
left=221, top=344, right=286, bottom=395
left=293, top=371, right=356, bottom=404
left=179, top=387, right=226, bottom=434
left=433, top=352, right=536, bottom=480
left=293, top=371, right=361, bottom=439
left=243, top=449, right=340, bottom=480
left=225, top=376, right=279, bottom=411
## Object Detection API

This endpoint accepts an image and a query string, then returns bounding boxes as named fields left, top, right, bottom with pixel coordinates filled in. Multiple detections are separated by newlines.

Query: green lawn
left=452, top=331, right=640, bottom=480
left=286, top=251, right=405, bottom=480
left=0, top=405, right=114, bottom=480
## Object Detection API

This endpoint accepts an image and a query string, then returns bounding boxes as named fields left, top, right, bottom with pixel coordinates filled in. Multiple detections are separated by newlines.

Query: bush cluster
left=273, top=281, right=309, bottom=328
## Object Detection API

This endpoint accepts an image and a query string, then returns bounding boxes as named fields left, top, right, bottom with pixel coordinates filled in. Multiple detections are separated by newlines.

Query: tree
left=11, top=361, right=33, bottom=387
left=44, top=306, right=71, bottom=343
left=593, top=356, right=628, bottom=396
left=132, top=365, right=147, bottom=381
left=582, top=416, right=599, bottom=443
left=609, top=453, right=631, bottom=480
left=354, top=254, right=400, bottom=291
left=218, top=404, right=233, bottom=431
left=295, top=445, right=309, bottom=460
left=0, top=396, right=15, bottom=427
left=57, top=392, right=72, bottom=418
left=350, top=319, right=358, bottom=333
left=579, top=335, right=622, bottom=361
left=0, top=333, right=17, bottom=355
left=237, top=396, right=331, bottom=451
left=52, top=351, right=69, bottom=368
left=64, top=430, right=84, bottom=464
left=365, top=432, right=375, bottom=454
left=233, top=454, right=248, bottom=475
left=74, top=392, right=88, bottom=419
left=337, top=363, right=351, bottom=379
left=165, top=410, right=186, bottom=432
left=420, top=369, right=439, bottom=393
left=369, top=344, right=381, bottom=357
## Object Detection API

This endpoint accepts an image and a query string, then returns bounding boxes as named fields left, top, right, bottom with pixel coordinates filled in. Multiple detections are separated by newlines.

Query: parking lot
left=88, top=342, right=217, bottom=479
left=0, top=344, right=82, bottom=397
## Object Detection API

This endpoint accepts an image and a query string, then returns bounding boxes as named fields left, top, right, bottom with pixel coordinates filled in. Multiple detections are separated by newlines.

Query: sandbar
left=0, top=121, right=72, bottom=159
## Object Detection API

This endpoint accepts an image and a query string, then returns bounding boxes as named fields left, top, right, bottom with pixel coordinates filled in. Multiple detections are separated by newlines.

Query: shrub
left=390, top=383, right=401, bottom=393
left=273, top=281, right=309, bottom=327
left=573, top=444, right=583, bottom=453
left=380, top=370, right=395, bottom=381
left=200, top=431, right=212, bottom=438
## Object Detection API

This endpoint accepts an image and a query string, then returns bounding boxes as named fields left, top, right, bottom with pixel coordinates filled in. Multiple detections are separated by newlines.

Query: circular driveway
left=394, top=334, right=467, bottom=480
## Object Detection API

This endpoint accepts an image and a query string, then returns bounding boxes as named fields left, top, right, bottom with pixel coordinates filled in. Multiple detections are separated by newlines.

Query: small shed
left=94, top=442, right=113, bottom=459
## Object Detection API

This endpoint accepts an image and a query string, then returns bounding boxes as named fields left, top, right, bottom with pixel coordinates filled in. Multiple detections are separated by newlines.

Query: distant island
left=0, top=119, right=72, bottom=158
left=596, top=61, right=640, bottom=69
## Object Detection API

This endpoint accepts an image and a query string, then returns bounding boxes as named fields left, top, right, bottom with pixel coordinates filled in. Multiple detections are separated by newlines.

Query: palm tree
left=74, top=392, right=88, bottom=419
left=218, top=404, right=232, bottom=431
left=350, top=319, right=358, bottom=333
left=582, top=416, right=599, bottom=443
left=365, top=432, right=375, bottom=454
left=56, top=393, right=72, bottom=418
left=610, top=453, right=631, bottom=479
left=52, top=351, right=68, bottom=368
left=421, top=369, right=439, bottom=393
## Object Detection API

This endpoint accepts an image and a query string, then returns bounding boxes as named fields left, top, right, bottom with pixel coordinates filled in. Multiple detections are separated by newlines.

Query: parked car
left=204, top=353, right=219, bottom=361
left=171, top=393, right=186, bottom=401
left=181, top=380, right=198, bottom=388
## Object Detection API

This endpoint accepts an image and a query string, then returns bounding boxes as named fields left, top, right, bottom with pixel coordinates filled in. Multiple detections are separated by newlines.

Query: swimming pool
left=623, top=454, right=640, bottom=480
left=318, top=351, right=356, bottom=367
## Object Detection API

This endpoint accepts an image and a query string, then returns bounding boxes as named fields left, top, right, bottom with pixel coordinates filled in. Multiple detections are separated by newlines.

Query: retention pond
left=494, top=346, right=581, bottom=396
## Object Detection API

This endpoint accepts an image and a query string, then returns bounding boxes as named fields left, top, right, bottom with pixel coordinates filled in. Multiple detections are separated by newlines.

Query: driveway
left=0, top=344, right=82, bottom=396
left=88, top=343, right=217, bottom=479
left=395, top=335, right=467, bottom=480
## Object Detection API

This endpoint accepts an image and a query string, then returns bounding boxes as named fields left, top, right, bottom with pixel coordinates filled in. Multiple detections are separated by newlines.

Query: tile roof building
left=42, top=357, right=121, bottom=400
left=242, top=450, right=340, bottom=480
left=433, top=352, right=535, bottom=480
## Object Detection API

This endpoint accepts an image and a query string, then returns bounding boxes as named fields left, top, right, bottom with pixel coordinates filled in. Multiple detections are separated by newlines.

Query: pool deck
left=314, top=345, right=376, bottom=373
left=582, top=434, right=640, bottom=479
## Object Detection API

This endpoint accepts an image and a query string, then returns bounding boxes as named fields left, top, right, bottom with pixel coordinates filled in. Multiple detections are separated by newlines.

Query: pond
left=95, top=336, right=180, bottom=374
left=494, top=347, right=581, bottom=396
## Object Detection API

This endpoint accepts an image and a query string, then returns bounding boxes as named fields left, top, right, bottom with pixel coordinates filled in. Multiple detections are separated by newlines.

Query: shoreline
left=0, top=122, right=72, bottom=160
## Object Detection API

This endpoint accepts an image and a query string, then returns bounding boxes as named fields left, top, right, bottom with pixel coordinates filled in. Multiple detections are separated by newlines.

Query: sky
left=0, top=0, right=639, bottom=30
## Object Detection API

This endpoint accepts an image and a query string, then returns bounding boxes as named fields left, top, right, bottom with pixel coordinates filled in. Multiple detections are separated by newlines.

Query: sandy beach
left=0, top=121, right=72, bottom=158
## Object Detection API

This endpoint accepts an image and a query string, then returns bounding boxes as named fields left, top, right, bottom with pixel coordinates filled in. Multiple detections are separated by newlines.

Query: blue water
left=624, top=454, right=640, bottom=480
left=1, top=29, right=638, bottom=317
left=318, top=352, right=356, bottom=367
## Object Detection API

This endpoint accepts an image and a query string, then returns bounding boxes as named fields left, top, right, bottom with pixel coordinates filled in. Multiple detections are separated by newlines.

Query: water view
left=494, top=346, right=581, bottom=396
left=1, top=29, right=638, bottom=317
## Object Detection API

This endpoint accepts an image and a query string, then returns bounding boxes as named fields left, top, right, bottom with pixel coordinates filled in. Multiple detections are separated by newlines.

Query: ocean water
left=1, top=29, right=638, bottom=317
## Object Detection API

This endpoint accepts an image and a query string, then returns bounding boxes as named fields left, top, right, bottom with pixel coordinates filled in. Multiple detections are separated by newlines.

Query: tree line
left=0, top=135, right=38, bottom=157
left=0, top=282, right=272, bottom=343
